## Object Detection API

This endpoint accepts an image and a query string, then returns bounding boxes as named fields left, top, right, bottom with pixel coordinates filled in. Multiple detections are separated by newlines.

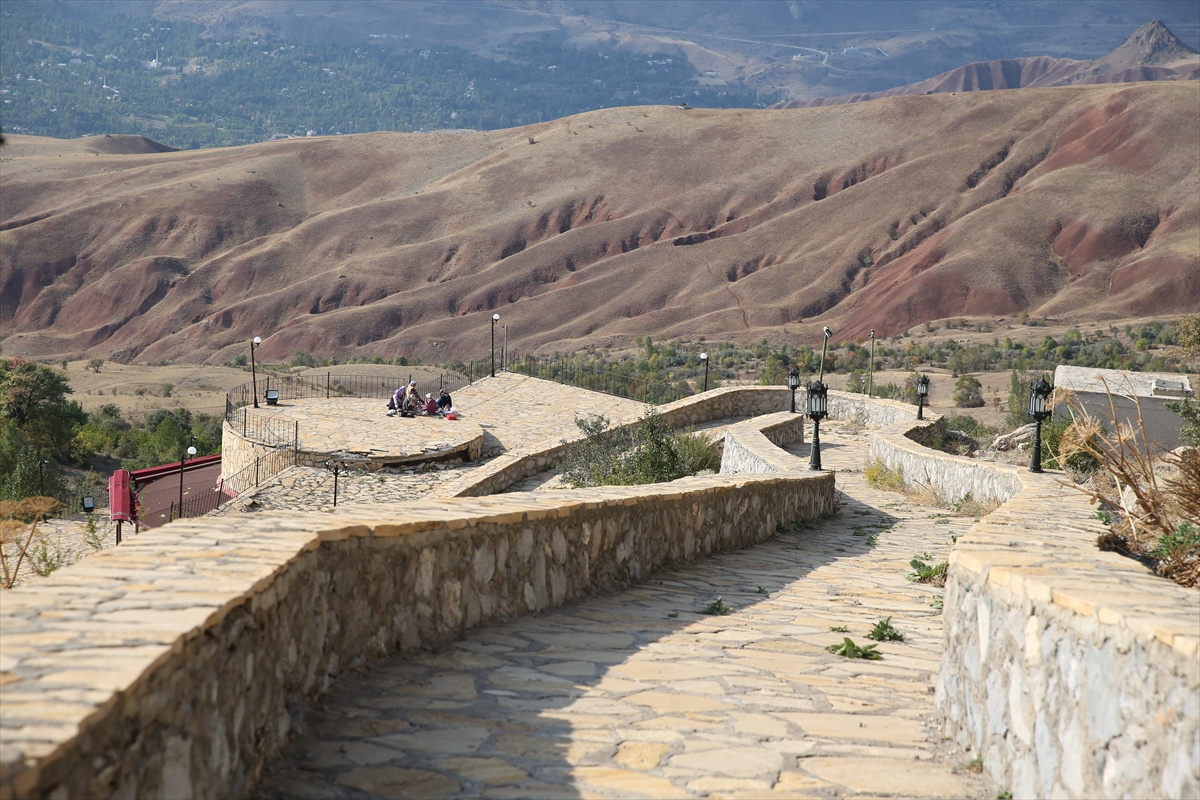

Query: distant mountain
left=771, top=20, right=1199, bottom=109
left=2, top=82, right=1196, bottom=364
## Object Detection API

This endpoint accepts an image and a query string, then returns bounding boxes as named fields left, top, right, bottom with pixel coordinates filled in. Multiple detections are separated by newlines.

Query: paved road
left=255, top=423, right=982, bottom=799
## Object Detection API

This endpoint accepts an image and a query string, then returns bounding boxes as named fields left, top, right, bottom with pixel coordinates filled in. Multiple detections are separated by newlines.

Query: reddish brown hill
left=1, top=82, right=1197, bottom=364
left=772, top=20, right=1199, bottom=110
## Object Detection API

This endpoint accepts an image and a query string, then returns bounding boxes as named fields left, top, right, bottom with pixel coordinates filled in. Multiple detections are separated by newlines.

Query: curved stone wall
left=842, top=396, right=1198, bottom=799
left=0, top=407, right=832, bottom=800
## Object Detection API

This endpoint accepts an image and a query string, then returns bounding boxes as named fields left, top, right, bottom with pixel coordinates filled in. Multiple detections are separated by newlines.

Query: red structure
left=108, top=470, right=134, bottom=522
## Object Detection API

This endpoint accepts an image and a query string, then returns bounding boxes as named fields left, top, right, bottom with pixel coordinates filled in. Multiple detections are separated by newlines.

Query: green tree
left=953, top=375, right=985, bottom=408
left=0, top=358, right=87, bottom=462
left=1007, top=370, right=1034, bottom=429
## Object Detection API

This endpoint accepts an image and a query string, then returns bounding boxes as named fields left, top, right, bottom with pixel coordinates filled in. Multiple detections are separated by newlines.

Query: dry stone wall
left=848, top=401, right=1199, bottom=799
left=720, top=412, right=807, bottom=474
left=0, top=461, right=833, bottom=799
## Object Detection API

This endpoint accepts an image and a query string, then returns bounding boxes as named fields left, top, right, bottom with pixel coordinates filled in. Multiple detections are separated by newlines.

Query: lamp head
left=823, top=326, right=833, bottom=339
left=787, top=366, right=801, bottom=390
left=81, top=496, right=96, bottom=514
left=916, top=375, right=930, bottom=396
left=492, top=313, right=500, bottom=321
left=700, top=352, right=707, bottom=361
left=805, top=379, right=828, bottom=419
left=186, top=446, right=197, bottom=457
left=869, top=330, right=874, bottom=339
left=252, top=336, right=261, bottom=345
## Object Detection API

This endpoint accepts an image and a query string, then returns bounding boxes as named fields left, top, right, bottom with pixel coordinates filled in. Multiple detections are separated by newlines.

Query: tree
left=0, top=358, right=87, bottom=461
left=1165, top=315, right=1200, bottom=445
left=87, top=358, right=105, bottom=374
left=953, top=375, right=985, bottom=408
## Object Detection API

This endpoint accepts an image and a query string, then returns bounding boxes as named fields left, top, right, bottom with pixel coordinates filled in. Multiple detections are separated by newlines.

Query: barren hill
left=773, top=20, right=1200, bottom=109
left=1, top=82, right=1197, bottom=365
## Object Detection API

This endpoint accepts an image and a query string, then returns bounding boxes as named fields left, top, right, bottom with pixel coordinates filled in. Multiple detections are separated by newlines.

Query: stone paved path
left=217, top=375, right=649, bottom=515
left=255, top=423, right=984, bottom=799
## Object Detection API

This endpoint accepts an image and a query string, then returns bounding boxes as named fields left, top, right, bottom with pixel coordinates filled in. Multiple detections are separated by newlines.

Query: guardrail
left=508, top=355, right=693, bottom=405
left=169, top=445, right=298, bottom=521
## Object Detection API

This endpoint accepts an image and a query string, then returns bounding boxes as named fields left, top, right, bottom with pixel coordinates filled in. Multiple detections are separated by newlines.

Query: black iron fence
left=225, top=371, right=475, bottom=423
left=507, top=355, right=693, bottom=405
left=169, top=444, right=298, bottom=521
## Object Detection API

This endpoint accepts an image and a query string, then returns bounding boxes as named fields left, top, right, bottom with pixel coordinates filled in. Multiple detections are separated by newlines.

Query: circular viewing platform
left=234, top=397, right=483, bottom=470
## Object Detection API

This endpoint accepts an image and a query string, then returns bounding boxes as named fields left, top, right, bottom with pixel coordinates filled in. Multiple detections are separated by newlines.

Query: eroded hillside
left=1, top=82, right=1197, bottom=364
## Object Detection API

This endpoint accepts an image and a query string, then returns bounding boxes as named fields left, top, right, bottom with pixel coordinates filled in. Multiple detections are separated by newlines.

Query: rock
left=993, top=423, right=1037, bottom=451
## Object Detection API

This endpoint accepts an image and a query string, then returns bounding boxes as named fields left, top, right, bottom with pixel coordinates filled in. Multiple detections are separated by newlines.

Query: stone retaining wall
left=840, top=398, right=1199, bottom=799
left=0, top=468, right=833, bottom=799
left=454, top=386, right=795, bottom=497
left=720, top=412, right=807, bottom=474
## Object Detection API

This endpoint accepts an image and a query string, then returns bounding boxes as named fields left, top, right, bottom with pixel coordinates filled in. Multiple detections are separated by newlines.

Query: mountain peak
left=1095, top=20, right=1199, bottom=71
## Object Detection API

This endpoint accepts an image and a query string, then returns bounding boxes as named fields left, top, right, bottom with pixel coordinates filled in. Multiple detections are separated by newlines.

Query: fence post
left=327, top=372, right=330, bottom=398
left=255, top=456, right=260, bottom=487
left=294, top=421, right=299, bottom=451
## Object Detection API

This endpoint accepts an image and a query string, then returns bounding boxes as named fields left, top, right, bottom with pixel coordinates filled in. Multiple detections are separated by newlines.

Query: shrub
left=87, top=358, right=105, bottom=373
left=671, top=429, right=720, bottom=474
left=953, top=375, right=984, bottom=407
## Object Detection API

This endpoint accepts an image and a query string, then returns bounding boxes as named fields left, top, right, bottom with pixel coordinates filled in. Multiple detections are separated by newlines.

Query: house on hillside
left=1052, top=366, right=1194, bottom=450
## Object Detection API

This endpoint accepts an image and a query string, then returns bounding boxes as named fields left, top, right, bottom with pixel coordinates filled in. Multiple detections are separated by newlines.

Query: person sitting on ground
left=403, top=381, right=420, bottom=413
left=423, top=393, right=438, bottom=415
left=386, top=386, right=405, bottom=416
left=436, top=389, right=452, bottom=413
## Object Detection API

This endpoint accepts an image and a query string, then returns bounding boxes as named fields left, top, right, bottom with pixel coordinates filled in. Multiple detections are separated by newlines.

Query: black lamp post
left=324, top=459, right=351, bottom=507
left=491, top=313, right=500, bottom=377
left=868, top=330, right=875, bottom=398
left=700, top=352, right=709, bottom=392
left=251, top=336, right=262, bottom=409
left=788, top=367, right=801, bottom=413
left=503, top=324, right=508, bottom=371
left=806, top=380, right=828, bottom=470
left=1028, top=376, right=1053, bottom=473
left=818, top=326, right=832, bottom=383
left=916, top=375, right=930, bottom=420
left=177, top=443, right=197, bottom=520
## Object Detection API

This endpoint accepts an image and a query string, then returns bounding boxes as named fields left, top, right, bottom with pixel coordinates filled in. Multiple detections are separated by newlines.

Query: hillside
left=1, top=82, right=1197, bottom=365
left=772, top=20, right=1200, bottom=109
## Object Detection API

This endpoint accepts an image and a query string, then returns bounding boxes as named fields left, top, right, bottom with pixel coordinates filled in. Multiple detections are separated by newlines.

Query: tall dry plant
left=1056, top=380, right=1175, bottom=541
left=0, top=497, right=64, bottom=589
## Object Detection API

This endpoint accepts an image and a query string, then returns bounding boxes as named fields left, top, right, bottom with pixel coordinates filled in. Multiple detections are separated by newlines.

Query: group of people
left=386, top=381, right=454, bottom=418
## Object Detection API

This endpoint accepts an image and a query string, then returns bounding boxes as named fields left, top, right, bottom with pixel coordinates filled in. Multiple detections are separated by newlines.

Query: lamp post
left=177, top=444, right=197, bottom=520
left=818, top=326, right=832, bottom=383
left=868, top=330, right=875, bottom=398
left=700, top=352, right=709, bottom=392
left=491, top=313, right=500, bottom=377
left=806, top=380, right=828, bottom=470
left=251, top=336, right=262, bottom=408
left=916, top=375, right=930, bottom=420
left=1028, top=375, right=1053, bottom=473
left=788, top=367, right=801, bottom=413
left=503, top=324, right=508, bottom=371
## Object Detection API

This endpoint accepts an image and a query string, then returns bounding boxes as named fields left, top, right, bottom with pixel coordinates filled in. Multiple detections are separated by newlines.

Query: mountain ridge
left=1, top=82, right=1197, bottom=364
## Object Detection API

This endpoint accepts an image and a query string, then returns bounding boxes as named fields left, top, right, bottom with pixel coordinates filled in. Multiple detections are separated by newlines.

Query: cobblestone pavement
left=255, top=423, right=983, bottom=799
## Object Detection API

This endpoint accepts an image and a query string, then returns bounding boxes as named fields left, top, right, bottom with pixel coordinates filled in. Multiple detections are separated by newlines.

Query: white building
left=1052, top=366, right=1194, bottom=450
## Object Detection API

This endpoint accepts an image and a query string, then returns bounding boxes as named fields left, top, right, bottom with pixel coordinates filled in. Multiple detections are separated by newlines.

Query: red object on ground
left=108, top=470, right=133, bottom=523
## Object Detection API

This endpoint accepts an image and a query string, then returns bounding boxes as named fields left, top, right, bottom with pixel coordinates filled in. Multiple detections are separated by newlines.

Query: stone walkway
left=216, top=375, right=650, bottom=515
left=254, top=423, right=983, bottom=799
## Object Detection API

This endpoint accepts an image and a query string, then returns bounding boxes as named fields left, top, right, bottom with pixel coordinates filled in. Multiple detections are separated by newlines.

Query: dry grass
left=1057, top=380, right=1199, bottom=587
left=0, top=497, right=64, bottom=589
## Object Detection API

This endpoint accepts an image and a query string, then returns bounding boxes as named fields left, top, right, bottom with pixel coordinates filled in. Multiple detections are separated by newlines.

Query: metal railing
left=507, top=355, right=694, bottom=405
left=169, top=444, right=298, bottom=521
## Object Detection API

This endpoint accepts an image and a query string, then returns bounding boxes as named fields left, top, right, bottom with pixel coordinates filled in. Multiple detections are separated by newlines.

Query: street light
left=1028, top=376, right=1053, bottom=473
left=251, top=336, right=262, bottom=409
left=916, top=375, right=930, bottom=420
left=700, top=352, right=709, bottom=392
left=868, top=331, right=875, bottom=398
left=491, top=313, right=500, bottom=377
left=788, top=367, right=801, bottom=413
left=81, top=496, right=96, bottom=514
left=177, top=444, right=197, bottom=521
left=806, top=380, right=828, bottom=470
left=818, top=326, right=833, bottom=383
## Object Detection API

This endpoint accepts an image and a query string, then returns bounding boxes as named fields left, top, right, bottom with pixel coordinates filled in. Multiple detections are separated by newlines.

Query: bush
left=865, top=458, right=906, bottom=492
left=1006, top=369, right=1034, bottom=430
left=560, top=410, right=719, bottom=488
left=953, top=375, right=984, bottom=407
left=940, top=412, right=993, bottom=439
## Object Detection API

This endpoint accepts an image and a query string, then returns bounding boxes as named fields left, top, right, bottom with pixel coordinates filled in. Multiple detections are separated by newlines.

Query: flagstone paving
left=254, top=422, right=984, bottom=799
